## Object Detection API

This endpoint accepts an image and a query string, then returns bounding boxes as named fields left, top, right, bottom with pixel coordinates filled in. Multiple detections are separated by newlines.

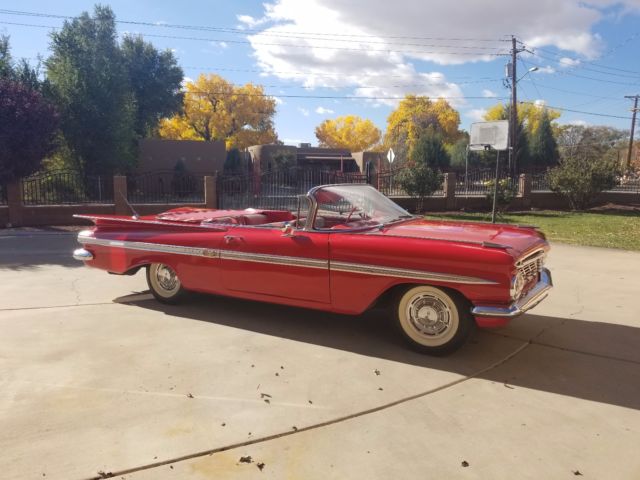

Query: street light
left=517, top=66, right=539, bottom=83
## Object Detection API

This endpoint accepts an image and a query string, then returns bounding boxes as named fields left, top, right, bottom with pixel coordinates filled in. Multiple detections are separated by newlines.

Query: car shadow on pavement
left=115, top=291, right=640, bottom=411
left=0, top=232, right=82, bottom=270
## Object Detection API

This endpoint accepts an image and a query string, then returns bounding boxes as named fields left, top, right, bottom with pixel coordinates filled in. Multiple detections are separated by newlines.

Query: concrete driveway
left=1, top=229, right=639, bottom=480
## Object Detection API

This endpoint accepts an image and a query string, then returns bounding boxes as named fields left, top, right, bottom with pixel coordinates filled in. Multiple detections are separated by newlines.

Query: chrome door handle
left=224, top=235, right=242, bottom=244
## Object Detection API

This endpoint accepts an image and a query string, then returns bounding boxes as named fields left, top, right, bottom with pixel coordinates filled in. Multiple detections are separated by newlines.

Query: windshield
left=310, top=184, right=412, bottom=230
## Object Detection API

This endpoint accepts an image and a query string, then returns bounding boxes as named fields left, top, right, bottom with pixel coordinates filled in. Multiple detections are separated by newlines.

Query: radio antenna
left=118, top=190, right=140, bottom=220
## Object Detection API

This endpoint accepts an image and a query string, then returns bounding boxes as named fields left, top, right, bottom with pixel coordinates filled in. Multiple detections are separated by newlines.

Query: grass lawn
left=425, top=209, right=640, bottom=251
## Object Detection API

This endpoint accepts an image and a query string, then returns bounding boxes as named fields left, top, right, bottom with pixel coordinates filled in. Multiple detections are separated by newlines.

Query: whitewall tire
left=147, top=263, right=186, bottom=304
left=394, top=285, right=474, bottom=355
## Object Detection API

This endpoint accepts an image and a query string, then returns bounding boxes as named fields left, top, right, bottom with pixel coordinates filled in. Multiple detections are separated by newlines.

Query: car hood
left=381, top=218, right=547, bottom=257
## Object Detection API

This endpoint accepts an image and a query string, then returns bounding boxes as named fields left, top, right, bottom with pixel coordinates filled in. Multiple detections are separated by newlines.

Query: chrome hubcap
left=155, top=265, right=178, bottom=292
left=407, top=294, right=451, bottom=337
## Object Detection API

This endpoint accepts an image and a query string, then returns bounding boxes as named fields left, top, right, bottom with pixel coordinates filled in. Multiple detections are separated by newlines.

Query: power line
left=525, top=59, right=640, bottom=86
left=0, top=8, right=509, bottom=44
left=181, top=65, right=503, bottom=82
left=0, top=21, right=509, bottom=56
left=186, top=90, right=507, bottom=101
left=530, top=50, right=640, bottom=79
left=530, top=32, right=640, bottom=75
left=519, top=101, right=633, bottom=120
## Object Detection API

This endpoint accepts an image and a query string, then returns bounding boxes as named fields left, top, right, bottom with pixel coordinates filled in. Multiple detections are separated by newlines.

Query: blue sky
left=1, top=0, right=639, bottom=145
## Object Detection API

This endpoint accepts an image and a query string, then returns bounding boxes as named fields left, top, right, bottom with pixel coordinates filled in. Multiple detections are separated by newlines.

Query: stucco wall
left=138, top=139, right=225, bottom=174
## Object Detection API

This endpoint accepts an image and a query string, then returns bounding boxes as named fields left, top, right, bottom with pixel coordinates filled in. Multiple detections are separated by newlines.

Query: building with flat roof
left=247, top=143, right=360, bottom=175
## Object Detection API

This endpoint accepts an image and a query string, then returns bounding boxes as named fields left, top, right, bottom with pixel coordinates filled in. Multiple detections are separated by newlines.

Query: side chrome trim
left=220, top=250, right=328, bottom=269
left=472, top=268, right=553, bottom=318
left=78, top=233, right=498, bottom=284
left=331, top=261, right=499, bottom=285
left=73, top=248, right=94, bottom=261
left=78, top=235, right=220, bottom=259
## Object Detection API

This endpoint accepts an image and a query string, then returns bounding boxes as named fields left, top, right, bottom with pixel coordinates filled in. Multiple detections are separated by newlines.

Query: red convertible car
left=73, top=184, right=552, bottom=355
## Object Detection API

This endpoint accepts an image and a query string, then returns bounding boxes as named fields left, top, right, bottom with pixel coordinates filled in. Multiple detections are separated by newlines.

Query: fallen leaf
left=260, top=393, right=272, bottom=398
left=461, top=461, right=469, bottom=468
left=239, top=456, right=253, bottom=464
left=257, top=462, right=265, bottom=471
left=573, top=470, right=583, bottom=476
left=186, top=393, right=194, bottom=399
left=292, top=426, right=298, bottom=431
left=374, top=369, right=381, bottom=376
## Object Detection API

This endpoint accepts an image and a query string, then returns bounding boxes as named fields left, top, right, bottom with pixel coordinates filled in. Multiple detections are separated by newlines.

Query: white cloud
left=238, top=0, right=640, bottom=108
left=558, top=57, right=581, bottom=68
left=180, top=76, right=193, bottom=90
left=465, top=108, right=488, bottom=122
left=315, top=106, right=335, bottom=114
left=209, top=41, right=229, bottom=49
left=236, top=14, right=269, bottom=29
left=534, top=99, right=548, bottom=108
left=273, top=96, right=285, bottom=105
left=567, top=119, right=589, bottom=126
left=298, top=107, right=310, bottom=116
left=482, top=89, right=498, bottom=98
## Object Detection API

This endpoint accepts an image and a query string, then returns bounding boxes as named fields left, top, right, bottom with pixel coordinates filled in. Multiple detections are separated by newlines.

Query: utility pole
left=508, top=36, right=527, bottom=175
left=624, top=95, right=639, bottom=171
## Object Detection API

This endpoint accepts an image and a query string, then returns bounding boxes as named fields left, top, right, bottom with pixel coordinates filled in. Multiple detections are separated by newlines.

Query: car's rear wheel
left=394, top=285, right=474, bottom=355
left=147, top=263, right=186, bottom=304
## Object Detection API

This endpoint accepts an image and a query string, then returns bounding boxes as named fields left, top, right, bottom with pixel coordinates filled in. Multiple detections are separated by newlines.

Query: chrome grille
left=516, top=249, right=545, bottom=282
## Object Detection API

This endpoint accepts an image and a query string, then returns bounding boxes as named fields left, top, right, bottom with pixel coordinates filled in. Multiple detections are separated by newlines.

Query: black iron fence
left=455, top=169, right=518, bottom=196
left=377, top=166, right=444, bottom=197
left=21, top=170, right=114, bottom=205
left=0, top=184, right=7, bottom=205
left=607, top=175, right=640, bottom=193
left=127, top=170, right=205, bottom=204
left=530, top=169, right=640, bottom=193
left=217, top=168, right=368, bottom=210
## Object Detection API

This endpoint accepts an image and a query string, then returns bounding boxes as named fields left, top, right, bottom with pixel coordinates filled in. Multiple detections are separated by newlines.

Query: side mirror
left=281, top=222, right=295, bottom=237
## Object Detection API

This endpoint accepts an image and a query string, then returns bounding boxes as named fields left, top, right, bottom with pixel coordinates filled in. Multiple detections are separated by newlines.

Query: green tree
left=0, top=35, right=13, bottom=79
left=548, top=126, right=624, bottom=210
left=46, top=5, right=135, bottom=175
left=529, top=110, right=559, bottom=168
left=121, top=35, right=183, bottom=137
left=447, top=135, right=469, bottom=169
left=0, top=79, right=59, bottom=183
left=398, top=131, right=449, bottom=212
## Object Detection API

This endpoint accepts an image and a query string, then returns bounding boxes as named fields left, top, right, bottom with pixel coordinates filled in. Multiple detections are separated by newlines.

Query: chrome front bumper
left=472, top=268, right=553, bottom=318
left=72, top=248, right=94, bottom=261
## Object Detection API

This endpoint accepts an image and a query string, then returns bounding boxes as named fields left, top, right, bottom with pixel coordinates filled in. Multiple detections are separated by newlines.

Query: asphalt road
left=1, top=230, right=639, bottom=479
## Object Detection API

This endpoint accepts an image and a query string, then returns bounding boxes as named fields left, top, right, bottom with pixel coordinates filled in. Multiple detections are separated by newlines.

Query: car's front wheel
left=147, top=263, right=186, bottom=304
left=394, top=285, right=474, bottom=355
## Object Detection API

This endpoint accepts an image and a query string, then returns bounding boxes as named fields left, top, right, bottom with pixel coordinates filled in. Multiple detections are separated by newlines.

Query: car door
left=220, top=224, right=330, bottom=303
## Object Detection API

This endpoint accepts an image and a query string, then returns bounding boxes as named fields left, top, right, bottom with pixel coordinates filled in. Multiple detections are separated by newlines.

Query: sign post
left=469, top=121, right=509, bottom=224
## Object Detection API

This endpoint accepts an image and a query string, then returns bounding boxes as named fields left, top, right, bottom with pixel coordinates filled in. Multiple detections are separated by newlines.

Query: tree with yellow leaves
left=314, top=115, right=382, bottom=152
left=158, top=74, right=277, bottom=149
left=384, top=95, right=461, bottom=162
left=483, top=102, right=560, bottom=134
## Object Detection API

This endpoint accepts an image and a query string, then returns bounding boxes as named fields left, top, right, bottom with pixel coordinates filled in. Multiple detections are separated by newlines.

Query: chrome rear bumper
left=472, top=268, right=553, bottom=318
left=73, top=248, right=94, bottom=261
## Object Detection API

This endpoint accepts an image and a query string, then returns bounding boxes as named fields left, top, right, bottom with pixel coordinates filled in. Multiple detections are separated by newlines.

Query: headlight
left=510, top=272, right=526, bottom=300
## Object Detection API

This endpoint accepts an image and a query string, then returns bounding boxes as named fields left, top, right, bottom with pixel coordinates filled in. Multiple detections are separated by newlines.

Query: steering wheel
left=345, top=206, right=361, bottom=223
